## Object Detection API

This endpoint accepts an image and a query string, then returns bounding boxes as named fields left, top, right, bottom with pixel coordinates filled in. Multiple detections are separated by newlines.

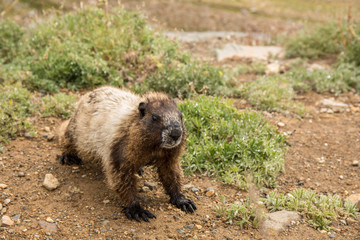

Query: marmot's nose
left=170, top=129, right=182, bottom=141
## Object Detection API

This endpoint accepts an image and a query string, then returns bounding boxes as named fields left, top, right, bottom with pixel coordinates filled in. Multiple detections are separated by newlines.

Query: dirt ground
left=1, top=1, right=360, bottom=240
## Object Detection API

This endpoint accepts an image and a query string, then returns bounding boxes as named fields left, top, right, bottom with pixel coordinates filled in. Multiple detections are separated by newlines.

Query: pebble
left=0, top=184, right=7, bottom=189
left=176, top=228, right=186, bottom=234
left=329, top=233, right=335, bottom=238
left=339, top=175, right=343, bottom=180
left=47, top=134, right=55, bottom=141
left=183, top=184, right=193, bottom=190
left=103, top=200, right=110, bottom=204
left=140, top=186, right=150, bottom=193
left=187, top=224, right=194, bottom=229
left=191, top=187, right=199, bottom=193
left=1, top=216, right=14, bottom=226
left=44, top=127, right=51, bottom=132
left=18, top=172, right=25, bottom=177
left=173, top=216, right=179, bottom=221
left=0, top=204, right=2, bottom=211
left=43, top=174, right=60, bottom=191
left=195, top=224, right=202, bottom=230
left=46, top=217, right=54, bottom=223
left=3, top=199, right=10, bottom=205
left=205, top=190, right=215, bottom=197
left=11, top=214, right=21, bottom=221
left=24, top=133, right=33, bottom=138
left=352, top=160, right=359, bottom=166
left=298, top=180, right=304, bottom=186
left=277, top=122, right=285, bottom=127
left=340, top=219, right=347, bottom=225
left=144, top=182, right=157, bottom=190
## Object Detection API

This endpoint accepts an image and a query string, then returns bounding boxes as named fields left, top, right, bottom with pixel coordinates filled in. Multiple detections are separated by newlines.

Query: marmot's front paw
left=123, top=203, right=156, bottom=222
left=171, top=194, right=197, bottom=213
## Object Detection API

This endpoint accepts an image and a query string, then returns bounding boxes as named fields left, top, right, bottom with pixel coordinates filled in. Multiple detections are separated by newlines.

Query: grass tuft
left=40, top=92, right=78, bottom=119
left=179, top=95, right=286, bottom=189
left=263, top=188, right=359, bottom=230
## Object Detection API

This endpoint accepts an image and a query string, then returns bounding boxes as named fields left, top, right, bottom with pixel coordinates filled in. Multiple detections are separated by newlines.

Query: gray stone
left=187, top=224, right=194, bottom=229
left=38, top=221, right=57, bottom=232
left=176, top=228, right=186, bottom=234
left=262, top=210, right=301, bottom=235
left=43, top=174, right=60, bottom=191
left=191, top=187, right=200, bottom=193
left=18, top=172, right=25, bottom=177
left=329, top=233, right=335, bottom=238
left=215, top=44, right=284, bottom=61
left=1, top=216, right=14, bottom=226
left=318, top=98, right=349, bottom=112
left=11, top=214, right=21, bottom=221
left=144, top=182, right=157, bottom=190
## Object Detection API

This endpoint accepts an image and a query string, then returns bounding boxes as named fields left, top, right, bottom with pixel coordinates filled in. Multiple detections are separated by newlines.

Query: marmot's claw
left=124, top=203, right=156, bottom=222
left=171, top=195, right=197, bottom=213
left=59, top=152, right=82, bottom=165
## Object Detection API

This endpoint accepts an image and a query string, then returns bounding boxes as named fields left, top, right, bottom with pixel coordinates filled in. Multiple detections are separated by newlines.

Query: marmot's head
left=138, top=94, right=184, bottom=149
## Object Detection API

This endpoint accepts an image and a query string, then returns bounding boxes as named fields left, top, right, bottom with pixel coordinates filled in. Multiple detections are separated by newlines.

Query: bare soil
left=1, top=1, right=360, bottom=240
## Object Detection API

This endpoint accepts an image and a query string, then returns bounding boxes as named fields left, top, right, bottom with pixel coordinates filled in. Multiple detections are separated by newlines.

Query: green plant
left=231, top=62, right=266, bottom=75
left=40, top=92, right=78, bottom=119
left=179, top=95, right=286, bottom=189
left=285, top=22, right=345, bottom=59
left=216, top=196, right=264, bottom=229
left=2, top=7, right=225, bottom=97
left=0, top=84, right=36, bottom=152
left=263, top=188, right=359, bottom=230
left=238, top=75, right=306, bottom=115
left=0, top=20, right=24, bottom=63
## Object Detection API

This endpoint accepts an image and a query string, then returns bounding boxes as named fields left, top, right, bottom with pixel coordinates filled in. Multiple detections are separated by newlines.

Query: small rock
left=44, top=127, right=51, bottom=132
left=11, top=214, right=21, bottom=221
left=205, top=190, right=215, bottom=197
left=1, top=216, right=14, bottom=226
left=103, top=200, right=110, bottom=204
left=347, top=194, right=360, bottom=210
left=0, top=203, right=2, bottom=211
left=173, top=216, right=179, bottom=221
left=1, top=207, right=6, bottom=214
left=195, top=224, right=202, bottom=230
left=46, top=217, right=54, bottom=223
left=0, top=184, right=8, bottom=189
left=266, top=62, right=281, bottom=75
left=329, top=233, right=335, bottom=238
left=262, top=210, right=301, bottom=235
left=339, top=175, right=344, bottom=180
left=206, top=187, right=214, bottom=192
left=144, top=182, right=157, bottom=190
left=340, top=219, right=347, bottom=225
left=101, top=229, right=107, bottom=233
left=352, top=160, right=359, bottom=166
left=102, top=220, right=110, bottom=226
left=18, top=172, right=25, bottom=177
left=47, top=134, right=55, bottom=141
left=3, top=199, right=10, bottom=205
left=187, top=224, right=194, bottom=229
left=43, top=174, right=60, bottom=191
left=318, top=98, right=348, bottom=113
left=24, top=133, right=33, bottom=138
left=38, top=221, right=57, bottom=232
left=183, top=184, right=193, bottom=190
left=298, top=180, right=304, bottom=186
left=191, top=187, right=199, bottom=193
left=277, top=122, right=285, bottom=127
left=140, top=186, right=150, bottom=193
left=176, top=228, right=186, bottom=234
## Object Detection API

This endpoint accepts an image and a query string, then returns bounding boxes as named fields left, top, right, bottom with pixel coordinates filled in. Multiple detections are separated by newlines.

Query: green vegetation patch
left=179, top=96, right=286, bottom=189
left=0, top=20, right=24, bottom=63
left=40, top=92, right=78, bottom=119
left=1, top=8, right=225, bottom=97
left=263, top=188, right=359, bottom=230
left=216, top=196, right=264, bottom=229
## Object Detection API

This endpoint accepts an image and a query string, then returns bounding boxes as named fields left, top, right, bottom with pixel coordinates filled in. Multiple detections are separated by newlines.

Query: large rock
left=215, top=44, right=284, bottom=61
left=317, top=98, right=349, bottom=113
left=43, top=174, right=60, bottom=191
left=347, top=194, right=360, bottom=210
left=262, top=210, right=301, bottom=235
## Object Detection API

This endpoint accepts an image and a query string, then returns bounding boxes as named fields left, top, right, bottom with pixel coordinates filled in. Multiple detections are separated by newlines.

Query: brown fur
left=58, top=86, right=186, bottom=207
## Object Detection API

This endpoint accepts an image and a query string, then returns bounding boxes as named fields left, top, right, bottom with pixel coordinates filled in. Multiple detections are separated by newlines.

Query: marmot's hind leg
left=59, top=152, right=83, bottom=165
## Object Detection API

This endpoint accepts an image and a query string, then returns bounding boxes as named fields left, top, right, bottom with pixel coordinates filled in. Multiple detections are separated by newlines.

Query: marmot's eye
left=152, top=114, right=159, bottom=121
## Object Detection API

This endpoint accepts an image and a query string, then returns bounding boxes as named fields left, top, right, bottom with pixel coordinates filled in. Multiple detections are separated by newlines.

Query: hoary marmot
left=58, top=86, right=196, bottom=222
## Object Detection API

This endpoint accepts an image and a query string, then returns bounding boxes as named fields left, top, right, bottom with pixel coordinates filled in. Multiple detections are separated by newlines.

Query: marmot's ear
left=138, top=102, right=147, bottom=118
